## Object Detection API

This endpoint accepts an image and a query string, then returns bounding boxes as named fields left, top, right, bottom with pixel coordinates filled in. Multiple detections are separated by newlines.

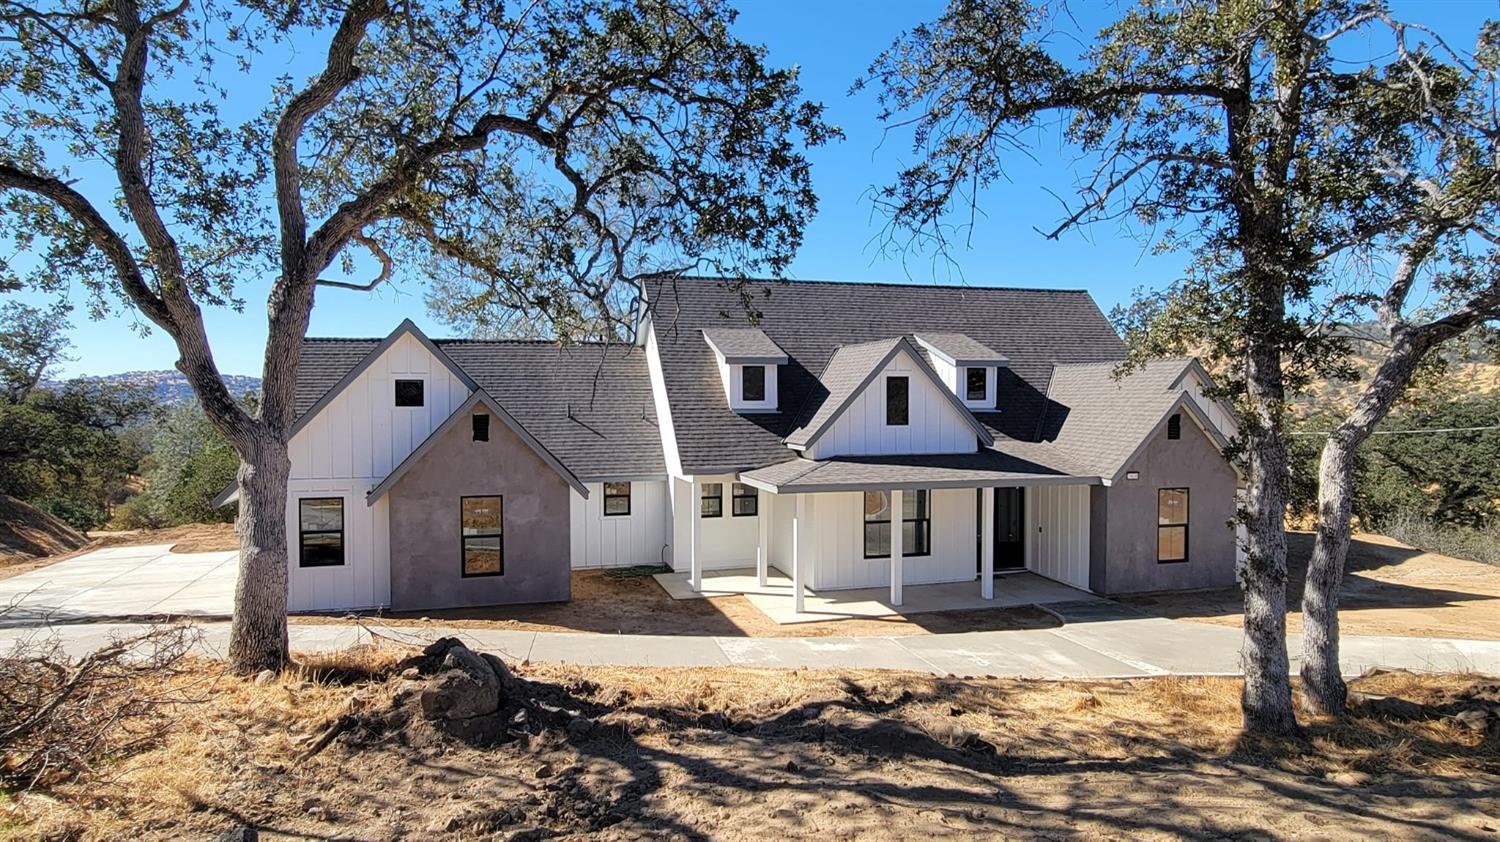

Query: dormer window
left=742, top=365, right=766, bottom=402
left=965, top=367, right=987, bottom=401
left=702, top=327, right=786, bottom=413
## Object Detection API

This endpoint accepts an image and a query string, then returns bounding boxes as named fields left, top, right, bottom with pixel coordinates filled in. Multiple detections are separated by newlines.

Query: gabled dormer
left=702, top=328, right=788, bottom=413
left=914, top=333, right=1009, bottom=410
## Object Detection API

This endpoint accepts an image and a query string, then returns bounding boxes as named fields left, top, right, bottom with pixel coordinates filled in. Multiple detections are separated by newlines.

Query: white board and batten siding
left=1026, top=484, right=1090, bottom=590
left=807, top=350, right=978, bottom=460
left=570, top=480, right=672, bottom=569
left=285, top=332, right=472, bottom=612
left=806, top=488, right=977, bottom=591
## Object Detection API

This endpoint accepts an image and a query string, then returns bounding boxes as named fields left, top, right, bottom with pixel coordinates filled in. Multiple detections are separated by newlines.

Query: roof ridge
left=655, top=274, right=1095, bottom=295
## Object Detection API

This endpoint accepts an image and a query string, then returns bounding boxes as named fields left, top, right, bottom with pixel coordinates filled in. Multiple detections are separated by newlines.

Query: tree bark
left=227, top=435, right=292, bottom=673
left=1301, top=325, right=1450, bottom=715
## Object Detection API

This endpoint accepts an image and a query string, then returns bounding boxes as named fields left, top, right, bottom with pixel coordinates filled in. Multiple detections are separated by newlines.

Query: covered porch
left=671, top=452, right=1101, bottom=620
left=653, top=564, right=1093, bottom=625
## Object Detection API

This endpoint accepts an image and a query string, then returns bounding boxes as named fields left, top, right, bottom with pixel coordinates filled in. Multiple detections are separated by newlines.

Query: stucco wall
left=387, top=407, right=572, bottom=610
left=1098, top=416, right=1238, bottom=594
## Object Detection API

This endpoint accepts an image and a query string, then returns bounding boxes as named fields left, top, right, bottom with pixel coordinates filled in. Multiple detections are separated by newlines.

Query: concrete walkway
left=0, top=544, right=236, bottom=627
left=4, top=606, right=1498, bottom=680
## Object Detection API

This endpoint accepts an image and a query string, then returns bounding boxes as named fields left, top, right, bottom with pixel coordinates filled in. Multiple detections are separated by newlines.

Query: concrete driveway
left=0, top=544, right=236, bottom=626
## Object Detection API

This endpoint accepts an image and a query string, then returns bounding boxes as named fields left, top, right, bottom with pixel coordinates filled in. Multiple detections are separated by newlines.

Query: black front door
left=976, top=488, right=1027, bottom=572
left=994, top=488, right=1026, bottom=570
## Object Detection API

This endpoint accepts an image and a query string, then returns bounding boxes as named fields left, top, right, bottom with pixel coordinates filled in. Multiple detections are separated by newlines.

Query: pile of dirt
left=0, top=493, right=87, bottom=564
left=87, top=522, right=238, bottom=554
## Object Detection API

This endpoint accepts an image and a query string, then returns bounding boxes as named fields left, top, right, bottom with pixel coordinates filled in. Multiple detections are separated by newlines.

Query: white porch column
left=756, top=489, right=770, bottom=587
left=792, top=494, right=805, bottom=614
left=890, top=488, right=903, bottom=607
left=689, top=480, right=703, bottom=592
left=981, top=486, right=995, bottom=599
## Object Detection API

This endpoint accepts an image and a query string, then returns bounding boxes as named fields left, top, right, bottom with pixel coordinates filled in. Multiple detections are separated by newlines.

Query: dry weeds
left=6, top=643, right=1497, bottom=841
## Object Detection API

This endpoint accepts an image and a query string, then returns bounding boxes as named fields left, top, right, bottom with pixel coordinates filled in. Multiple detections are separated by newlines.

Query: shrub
left=1373, top=510, right=1500, bottom=567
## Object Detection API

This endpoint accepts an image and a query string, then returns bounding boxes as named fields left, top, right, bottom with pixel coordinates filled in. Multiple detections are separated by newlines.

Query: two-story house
left=217, top=276, right=1241, bottom=614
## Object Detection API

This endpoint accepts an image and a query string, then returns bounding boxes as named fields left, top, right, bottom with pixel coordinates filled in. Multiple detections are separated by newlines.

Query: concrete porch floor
left=652, top=566, right=1101, bottom=625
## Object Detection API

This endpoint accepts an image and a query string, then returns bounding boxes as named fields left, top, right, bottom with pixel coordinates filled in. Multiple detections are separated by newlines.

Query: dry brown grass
left=86, top=522, right=238, bottom=554
left=7, top=645, right=1497, bottom=841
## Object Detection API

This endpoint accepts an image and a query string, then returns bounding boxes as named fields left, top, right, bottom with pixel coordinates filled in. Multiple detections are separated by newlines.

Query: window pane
left=394, top=379, right=424, bottom=407
left=1158, top=526, right=1187, bottom=561
left=731, top=483, right=757, bottom=516
left=886, top=376, right=909, bottom=425
left=902, top=520, right=931, bottom=556
left=604, top=495, right=630, bottom=515
left=300, top=531, right=344, bottom=567
left=463, top=536, right=503, bottom=575
left=742, top=365, right=766, bottom=402
left=902, top=489, right=928, bottom=519
left=1158, top=489, right=1188, bottom=525
left=701, top=483, right=722, bottom=517
left=300, top=498, right=343, bottom=532
left=605, top=481, right=630, bottom=497
left=472, top=414, right=490, bottom=441
left=1167, top=413, right=1182, bottom=439
left=863, top=491, right=889, bottom=522
left=864, top=522, right=890, bottom=558
left=966, top=367, right=987, bottom=401
left=462, top=496, right=502, bottom=535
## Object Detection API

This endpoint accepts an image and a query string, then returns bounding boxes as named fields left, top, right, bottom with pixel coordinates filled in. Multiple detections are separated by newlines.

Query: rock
left=215, top=827, right=258, bottom=842
left=506, top=827, right=550, bottom=842
left=566, top=716, right=593, bottom=740
left=1351, top=693, right=1429, bottom=721
left=1453, top=708, right=1491, bottom=733
left=420, top=644, right=503, bottom=721
left=535, top=762, right=554, bottom=779
left=784, top=760, right=800, bottom=773
left=253, top=670, right=276, bottom=687
left=401, top=667, right=421, bottom=680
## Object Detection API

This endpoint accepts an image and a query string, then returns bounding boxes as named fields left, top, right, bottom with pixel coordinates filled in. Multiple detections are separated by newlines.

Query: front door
left=976, top=488, right=1027, bottom=572
left=994, top=488, right=1026, bottom=570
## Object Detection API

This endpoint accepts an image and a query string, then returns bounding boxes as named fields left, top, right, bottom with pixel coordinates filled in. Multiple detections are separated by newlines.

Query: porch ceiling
left=738, top=450, right=1098, bottom=494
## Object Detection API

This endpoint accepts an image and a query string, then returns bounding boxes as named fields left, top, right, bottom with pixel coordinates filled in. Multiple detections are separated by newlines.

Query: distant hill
left=56, top=371, right=262, bottom=405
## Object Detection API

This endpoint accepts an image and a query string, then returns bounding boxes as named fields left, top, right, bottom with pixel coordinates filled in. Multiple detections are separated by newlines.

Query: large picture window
left=298, top=498, right=345, bottom=567
left=461, top=496, right=504, bottom=577
left=863, top=490, right=930, bottom=558
left=603, top=482, right=631, bottom=516
left=1158, top=488, right=1189, bottom=563
left=742, top=365, right=766, bottom=402
left=886, top=376, right=909, bottom=426
left=700, top=482, right=723, bottom=517
left=731, top=482, right=758, bottom=517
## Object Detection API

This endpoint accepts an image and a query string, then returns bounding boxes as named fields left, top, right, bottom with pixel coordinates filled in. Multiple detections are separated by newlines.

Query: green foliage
left=1289, top=391, right=1500, bottom=526
left=125, top=401, right=242, bottom=527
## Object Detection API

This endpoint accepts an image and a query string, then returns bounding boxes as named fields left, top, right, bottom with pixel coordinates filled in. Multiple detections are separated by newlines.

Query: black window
left=863, top=490, right=930, bottom=558
left=472, top=413, right=490, bottom=442
left=1158, top=488, right=1189, bottom=563
left=298, top=497, right=344, bottom=567
left=461, top=496, right=503, bottom=576
left=886, top=376, right=909, bottom=426
left=1167, top=413, right=1182, bottom=440
left=701, top=482, right=723, bottom=517
left=965, top=367, right=987, bottom=401
left=732, top=482, right=758, bottom=517
left=742, top=365, right=766, bottom=402
left=394, top=379, right=424, bottom=407
left=603, top=482, right=631, bottom=516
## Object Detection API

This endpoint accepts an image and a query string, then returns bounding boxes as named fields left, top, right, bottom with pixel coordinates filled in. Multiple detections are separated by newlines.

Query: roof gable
left=367, top=390, right=587, bottom=503
left=786, top=336, right=994, bottom=455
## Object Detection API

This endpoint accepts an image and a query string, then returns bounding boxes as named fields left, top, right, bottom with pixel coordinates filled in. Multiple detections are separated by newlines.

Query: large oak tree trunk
left=1239, top=419, right=1298, bottom=735
left=227, top=435, right=292, bottom=673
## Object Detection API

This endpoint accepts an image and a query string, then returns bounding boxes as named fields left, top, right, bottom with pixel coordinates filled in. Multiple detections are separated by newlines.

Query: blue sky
left=19, top=0, right=1495, bottom=378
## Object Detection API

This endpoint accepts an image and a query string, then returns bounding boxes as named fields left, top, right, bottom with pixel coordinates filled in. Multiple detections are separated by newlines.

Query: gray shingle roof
left=741, top=449, right=1085, bottom=493
left=783, top=337, right=902, bottom=448
left=1036, top=358, right=1205, bottom=479
left=701, top=328, right=788, bottom=363
left=295, top=337, right=665, bottom=480
left=913, top=332, right=1009, bottom=366
left=646, top=276, right=1128, bottom=473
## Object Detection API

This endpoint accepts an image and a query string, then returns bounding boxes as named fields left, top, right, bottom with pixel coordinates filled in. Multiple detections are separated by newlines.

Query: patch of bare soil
left=11, top=644, right=1500, bottom=841
left=1124, top=531, right=1500, bottom=640
left=291, top=569, right=1062, bottom=638
left=86, top=522, right=239, bottom=554
left=0, top=494, right=87, bottom=570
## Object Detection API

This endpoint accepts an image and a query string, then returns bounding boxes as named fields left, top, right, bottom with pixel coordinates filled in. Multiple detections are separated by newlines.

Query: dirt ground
left=292, top=569, right=1063, bottom=638
left=8, top=648, right=1498, bottom=841
left=1124, top=532, right=1500, bottom=641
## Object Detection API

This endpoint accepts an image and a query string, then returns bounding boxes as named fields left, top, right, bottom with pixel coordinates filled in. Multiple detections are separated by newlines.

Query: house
left=217, top=276, right=1242, bottom=614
